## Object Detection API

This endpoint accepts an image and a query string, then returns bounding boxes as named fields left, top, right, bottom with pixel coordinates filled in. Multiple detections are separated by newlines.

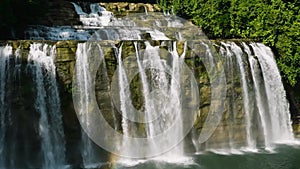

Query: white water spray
left=27, top=43, right=66, bottom=169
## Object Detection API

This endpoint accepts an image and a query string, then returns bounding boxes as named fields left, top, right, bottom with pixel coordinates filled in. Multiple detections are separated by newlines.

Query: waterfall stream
left=0, top=2, right=298, bottom=167
left=231, top=42, right=255, bottom=150
left=72, top=40, right=296, bottom=165
left=0, top=40, right=297, bottom=168
left=0, top=43, right=66, bottom=169
left=0, top=45, right=13, bottom=168
left=27, top=43, right=66, bottom=168
left=74, top=43, right=106, bottom=168
left=198, top=42, right=295, bottom=153
left=251, top=43, right=294, bottom=142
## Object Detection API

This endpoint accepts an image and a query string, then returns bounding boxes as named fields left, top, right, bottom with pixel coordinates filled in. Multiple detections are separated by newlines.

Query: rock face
left=25, top=1, right=161, bottom=27
left=99, top=2, right=161, bottom=16
left=0, top=40, right=81, bottom=168
left=0, top=39, right=299, bottom=168
left=35, top=0, right=81, bottom=26
left=1, top=1, right=298, bottom=168
left=4, top=39, right=299, bottom=140
left=285, top=82, right=300, bottom=137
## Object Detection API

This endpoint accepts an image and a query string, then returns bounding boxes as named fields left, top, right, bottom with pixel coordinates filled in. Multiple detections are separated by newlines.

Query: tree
left=157, top=0, right=300, bottom=86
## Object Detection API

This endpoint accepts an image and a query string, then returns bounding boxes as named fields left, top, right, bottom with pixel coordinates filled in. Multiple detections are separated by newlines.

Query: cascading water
left=25, top=2, right=195, bottom=41
left=74, top=43, right=101, bottom=168
left=231, top=42, right=256, bottom=150
left=2, top=1, right=299, bottom=167
left=0, top=45, right=13, bottom=168
left=248, top=44, right=272, bottom=149
left=0, top=45, right=29, bottom=168
left=251, top=43, right=294, bottom=143
left=25, top=3, right=114, bottom=40
left=158, top=41, right=187, bottom=160
left=0, top=40, right=297, bottom=167
left=200, top=41, right=295, bottom=153
left=27, top=43, right=66, bottom=168
left=111, top=40, right=192, bottom=161
left=71, top=2, right=113, bottom=27
left=141, top=41, right=185, bottom=159
left=221, top=42, right=237, bottom=150
left=0, top=43, right=67, bottom=169
left=72, top=38, right=198, bottom=164
left=115, top=43, right=131, bottom=138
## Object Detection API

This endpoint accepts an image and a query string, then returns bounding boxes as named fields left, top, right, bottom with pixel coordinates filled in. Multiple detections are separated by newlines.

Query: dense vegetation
left=158, top=0, right=300, bottom=86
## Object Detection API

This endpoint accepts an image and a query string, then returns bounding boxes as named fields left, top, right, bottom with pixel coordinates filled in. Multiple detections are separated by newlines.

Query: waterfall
left=71, top=2, right=113, bottom=27
left=141, top=41, right=169, bottom=138
left=27, top=43, right=66, bottom=168
left=134, top=41, right=152, bottom=131
left=199, top=41, right=295, bottom=152
left=74, top=43, right=107, bottom=168
left=90, top=3, right=106, bottom=14
left=248, top=46, right=273, bottom=149
left=0, top=46, right=27, bottom=168
left=251, top=43, right=294, bottom=143
left=110, top=41, right=195, bottom=162
left=25, top=6, right=198, bottom=41
left=71, top=2, right=87, bottom=15
left=72, top=40, right=197, bottom=161
left=0, top=43, right=68, bottom=168
left=231, top=42, right=256, bottom=150
left=159, top=41, right=186, bottom=160
left=220, top=42, right=257, bottom=150
left=115, top=43, right=131, bottom=138
left=75, top=43, right=95, bottom=167
left=1, top=0, right=298, bottom=163
left=25, top=3, right=114, bottom=40
left=0, top=39, right=296, bottom=167
left=192, top=42, right=226, bottom=148
left=0, top=45, right=13, bottom=168
left=222, top=42, right=237, bottom=150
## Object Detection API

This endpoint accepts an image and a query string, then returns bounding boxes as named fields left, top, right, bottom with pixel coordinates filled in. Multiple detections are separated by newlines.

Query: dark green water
left=111, top=144, right=300, bottom=169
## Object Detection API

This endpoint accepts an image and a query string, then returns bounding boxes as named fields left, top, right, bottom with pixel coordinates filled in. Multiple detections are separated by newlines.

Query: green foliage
left=158, top=0, right=300, bottom=86
left=157, top=0, right=182, bottom=14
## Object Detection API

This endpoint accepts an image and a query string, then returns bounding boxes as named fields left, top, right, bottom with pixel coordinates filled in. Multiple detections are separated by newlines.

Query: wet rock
left=99, top=2, right=161, bottom=16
